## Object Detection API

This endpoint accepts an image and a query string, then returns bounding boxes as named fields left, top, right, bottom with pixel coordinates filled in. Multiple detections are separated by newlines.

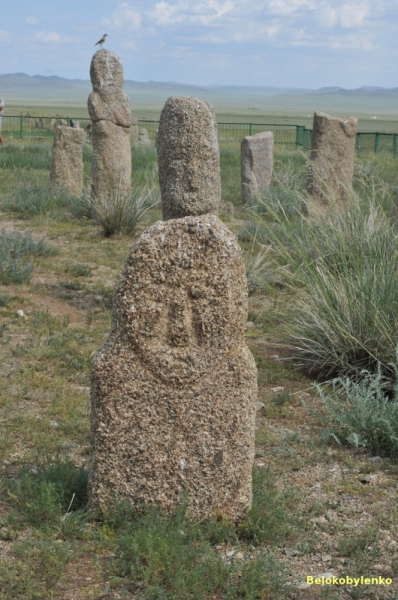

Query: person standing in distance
left=0, top=97, right=4, bottom=146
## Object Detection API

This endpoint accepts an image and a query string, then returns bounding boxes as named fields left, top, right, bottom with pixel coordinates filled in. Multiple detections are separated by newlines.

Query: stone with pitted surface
left=306, top=111, right=357, bottom=210
left=88, top=49, right=131, bottom=204
left=157, top=96, right=221, bottom=220
left=89, top=214, right=257, bottom=519
left=50, top=125, right=85, bottom=196
left=241, top=131, right=274, bottom=203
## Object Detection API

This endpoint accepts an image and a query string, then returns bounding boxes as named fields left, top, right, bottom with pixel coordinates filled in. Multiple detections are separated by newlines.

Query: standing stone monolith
left=157, top=96, right=221, bottom=220
left=241, top=132, right=274, bottom=204
left=89, top=214, right=257, bottom=519
left=306, top=112, right=357, bottom=209
left=138, top=127, right=151, bottom=146
left=50, top=125, right=85, bottom=196
left=88, top=50, right=131, bottom=204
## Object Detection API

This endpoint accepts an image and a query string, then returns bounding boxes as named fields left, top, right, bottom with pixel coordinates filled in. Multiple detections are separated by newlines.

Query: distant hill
left=1, top=72, right=398, bottom=115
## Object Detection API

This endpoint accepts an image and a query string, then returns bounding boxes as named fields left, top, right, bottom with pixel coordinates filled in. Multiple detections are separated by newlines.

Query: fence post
left=249, top=122, right=252, bottom=136
left=20, top=114, right=23, bottom=139
left=356, top=133, right=361, bottom=156
left=393, top=135, right=397, bottom=158
left=375, top=133, right=380, bottom=154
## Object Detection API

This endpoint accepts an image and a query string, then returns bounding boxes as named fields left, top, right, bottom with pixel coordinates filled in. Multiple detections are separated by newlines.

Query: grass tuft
left=309, top=354, right=398, bottom=458
left=90, top=183, right=160, bottom=237
left=0, top=228, right=53, bottom=284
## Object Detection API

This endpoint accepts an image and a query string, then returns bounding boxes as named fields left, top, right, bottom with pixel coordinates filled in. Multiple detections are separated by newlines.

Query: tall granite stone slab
left=306, top=112, right=357, bottom=208
left=50, top=125, right=85, bottom=196
left=241, top=132, right=274, bottom=203
left=89, top=214, right=257, bottom=519
left=157, top=96, right=221, bottom=221
left=88, top=50, right=131, bottom=203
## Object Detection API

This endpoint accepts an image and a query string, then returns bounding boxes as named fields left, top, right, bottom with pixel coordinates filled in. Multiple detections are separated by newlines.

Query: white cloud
left=149, top=1, right=187, bottom=25
left=340, top=1, right=370, bottom=27
left=266, top=0, right=317, bottom=16
left=24, top=17, right=39, bottom=25
left=149, top=0, right=234, bottom=25
left=102, top=3, right=142, bottom=29
left=35, top=31, right=61, bottom=42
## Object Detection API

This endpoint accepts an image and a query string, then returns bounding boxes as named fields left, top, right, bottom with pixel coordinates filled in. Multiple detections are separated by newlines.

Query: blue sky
left=1, top=0, right=398, bottom=88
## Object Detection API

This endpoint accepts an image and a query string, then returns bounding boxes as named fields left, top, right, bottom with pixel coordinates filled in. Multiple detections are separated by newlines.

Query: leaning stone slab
left=306, top=112, right=357, bottom=209
left=157, top=96, right=221, bottom=220
left=88, top=50, right=131, bottom=204
left=50, top=125, right=85, bottom=196
left=89, top=214, right=257, bottom=519
left=241, top=132, right=274, bottom=203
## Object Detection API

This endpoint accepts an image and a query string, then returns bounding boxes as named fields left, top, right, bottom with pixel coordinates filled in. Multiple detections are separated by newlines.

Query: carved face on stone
left=114, top=216, right=247, bottom=385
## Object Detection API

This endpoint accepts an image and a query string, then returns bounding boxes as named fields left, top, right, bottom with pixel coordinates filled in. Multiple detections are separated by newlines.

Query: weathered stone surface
left=89, top=214, right=257, bottom=519
left=241, top=132, right=274, bottom=203
left=138, top=127, right=151, bottom=146
left=157, top=96, right=221, bottom=221
left=88, top=50, right=131, bottom=127
left=88, top=49, right=131, bottom=203
left=50, top=125, right=85, bottom=196
left=91, top=120, right=132, bottom=203
left=306, top=112, right=357, bottom=208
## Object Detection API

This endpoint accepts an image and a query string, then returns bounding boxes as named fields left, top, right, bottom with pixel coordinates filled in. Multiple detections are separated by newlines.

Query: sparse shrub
left=106, top=468, right=289, bottom=598
left=64, top=263, right=92, bottom=277
left=309, top=355, right=398, bottom=458
left=3, top=458, right=88, bottom=531
left=249, top=194, right=398, bottom=383
left=3, top=181, right=63, bottom=216
left=0, top=537, right=72, bottom=599
left=3, top=180, right=88, bottom=220
left=0, top=228, right=53, bottom=284
left=90, top=183, right=160, bottom=237
left=0, top=293, right=10, bottom=306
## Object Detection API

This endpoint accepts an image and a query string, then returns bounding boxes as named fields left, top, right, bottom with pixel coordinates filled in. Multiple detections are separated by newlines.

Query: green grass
left=0, top=463, right=292, bottom=599
left=0, top=227, right=54, bottom=284
left=2, top=137, right=398, bottom=598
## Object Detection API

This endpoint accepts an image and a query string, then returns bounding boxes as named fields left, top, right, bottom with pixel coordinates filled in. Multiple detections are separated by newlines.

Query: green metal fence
left=2, top=115, right=398, bottom=157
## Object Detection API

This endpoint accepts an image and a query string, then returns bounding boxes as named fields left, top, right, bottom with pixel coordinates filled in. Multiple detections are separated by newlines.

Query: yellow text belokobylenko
left=306, top=576, right=393, bottom=586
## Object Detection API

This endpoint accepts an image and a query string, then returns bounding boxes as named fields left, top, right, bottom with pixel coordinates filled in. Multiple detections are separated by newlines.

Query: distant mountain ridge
left=1, top=72, right=398, bottom=114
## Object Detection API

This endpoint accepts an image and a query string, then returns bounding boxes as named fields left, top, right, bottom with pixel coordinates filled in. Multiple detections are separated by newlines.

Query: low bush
left=0, top=228, right=53, bottom=284
left=309, top=356, right=398, bottom=458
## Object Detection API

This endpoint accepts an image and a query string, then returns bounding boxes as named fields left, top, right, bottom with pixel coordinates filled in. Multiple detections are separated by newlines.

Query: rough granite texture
left=88, top=50, right=131, bottom=203
left=157, top=96, right=221, bottom=221
left=306, top=111, right=357, bottom=208
left=50, top=125, right=85, bottom=196
left=89, top=214, right=257, bottom=519
left=241, top=132, right=274, bottom=203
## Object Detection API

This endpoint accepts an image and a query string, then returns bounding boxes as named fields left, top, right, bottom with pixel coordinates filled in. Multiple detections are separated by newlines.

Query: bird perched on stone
left=94, top=34, right=108, bottom=49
